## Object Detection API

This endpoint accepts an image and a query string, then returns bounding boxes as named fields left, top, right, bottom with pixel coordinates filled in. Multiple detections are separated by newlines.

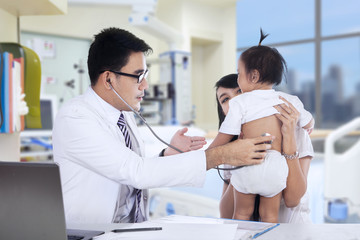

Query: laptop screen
left=0, top=162, right=67, bottom=240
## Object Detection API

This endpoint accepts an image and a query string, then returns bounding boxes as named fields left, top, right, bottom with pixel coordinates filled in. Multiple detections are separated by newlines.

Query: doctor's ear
left=100, top=71, right=112, bottom=89
left=105, top=79, right=113, bottom=89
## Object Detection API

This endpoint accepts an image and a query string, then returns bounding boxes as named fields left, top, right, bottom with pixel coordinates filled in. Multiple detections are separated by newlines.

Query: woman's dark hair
left=87, top=27, right=153, bottom=86
left=240, top=29, right=287, bottom=86
left=215, top=74, right=239, bottom=129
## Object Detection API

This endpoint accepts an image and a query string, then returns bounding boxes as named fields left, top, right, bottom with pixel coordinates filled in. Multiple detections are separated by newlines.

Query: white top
left=220, top=89, right=313, bottom=135
left=52, top=87, right=206, bottom=224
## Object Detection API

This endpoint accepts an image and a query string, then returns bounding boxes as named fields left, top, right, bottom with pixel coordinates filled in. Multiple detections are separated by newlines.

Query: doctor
left=52, top=27, right=274, bottom=224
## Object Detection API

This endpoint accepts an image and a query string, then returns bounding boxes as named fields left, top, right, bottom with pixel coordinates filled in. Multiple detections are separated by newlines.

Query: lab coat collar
left=87, top=87, right=122, bottom=126
left=85, top=87, right=145, bottom=157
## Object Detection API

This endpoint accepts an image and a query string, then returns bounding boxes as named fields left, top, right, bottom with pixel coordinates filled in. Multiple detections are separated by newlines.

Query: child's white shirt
left=219, top=89, right=313, bottom=136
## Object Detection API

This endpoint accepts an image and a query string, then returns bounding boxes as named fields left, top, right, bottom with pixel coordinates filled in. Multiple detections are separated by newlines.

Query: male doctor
left=52, top=27, right=273, bottom=224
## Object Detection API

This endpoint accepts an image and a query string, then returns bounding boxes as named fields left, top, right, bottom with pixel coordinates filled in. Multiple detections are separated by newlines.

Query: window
left=322, top=0, right=360, bottom=36
left=321, top=37, right=360, bottom=127
left=236, top=0, right=360, bottom=128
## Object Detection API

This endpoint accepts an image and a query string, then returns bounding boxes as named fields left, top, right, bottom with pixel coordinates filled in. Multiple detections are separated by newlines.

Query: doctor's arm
left=274, top=99, right=310, bottom=208
left=204, top=136, right=273, bottom=170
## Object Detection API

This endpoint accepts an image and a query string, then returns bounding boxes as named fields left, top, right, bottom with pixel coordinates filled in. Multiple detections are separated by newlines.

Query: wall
left=20, top=32, right=91, bottom=106
left=0, top=9, right=17, bottom=42
left=19, top=1, right=237, bottom=131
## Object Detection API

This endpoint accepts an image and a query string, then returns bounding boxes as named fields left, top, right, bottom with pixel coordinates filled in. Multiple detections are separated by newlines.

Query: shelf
left=21, top=130, right=52, bottom=138
left=0, top=0, right=67, bottom=17
left=0, top=0, right=66, bottom=162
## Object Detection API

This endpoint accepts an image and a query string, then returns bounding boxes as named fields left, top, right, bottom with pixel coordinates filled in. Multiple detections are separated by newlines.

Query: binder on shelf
left=23, top=46, right=42, bottom=129
left=0, top=43, right=27, bottom=132
left=12, top=60, right=22, bottom=131
left=0, top=52, right=12, bottom=133
left=8, top=53, right=14, bottom=133
left=0, top=51, right=2, bottom=130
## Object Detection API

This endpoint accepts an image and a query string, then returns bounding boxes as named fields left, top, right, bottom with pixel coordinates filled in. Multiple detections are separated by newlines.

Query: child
left=209, top=29, right=314, bottom=223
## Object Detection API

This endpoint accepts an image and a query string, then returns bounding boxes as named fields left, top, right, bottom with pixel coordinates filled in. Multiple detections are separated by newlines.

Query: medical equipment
left=159, top=51, right=192, bottom=125
left=324, top=117, right=360, bottom=223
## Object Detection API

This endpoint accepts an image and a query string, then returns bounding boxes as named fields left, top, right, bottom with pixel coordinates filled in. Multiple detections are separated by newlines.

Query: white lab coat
left=52, top=87, right=206, bottom=224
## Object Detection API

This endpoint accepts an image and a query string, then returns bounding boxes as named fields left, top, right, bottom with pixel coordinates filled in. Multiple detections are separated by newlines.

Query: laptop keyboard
left=67, top=235, right=85, bottom=240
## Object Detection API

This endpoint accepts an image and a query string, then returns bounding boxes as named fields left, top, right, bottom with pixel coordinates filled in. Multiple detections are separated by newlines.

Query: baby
left=209, top=29, right=314, bottom=223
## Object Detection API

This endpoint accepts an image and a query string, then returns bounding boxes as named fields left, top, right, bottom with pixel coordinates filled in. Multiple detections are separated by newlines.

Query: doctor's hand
left=205, top=135, right=274, bottom=170
left=164, top=127, right=207, bottom=156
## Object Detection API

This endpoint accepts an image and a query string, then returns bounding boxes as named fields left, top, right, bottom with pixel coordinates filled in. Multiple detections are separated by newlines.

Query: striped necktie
left=117, top=113, right=142, bottom=223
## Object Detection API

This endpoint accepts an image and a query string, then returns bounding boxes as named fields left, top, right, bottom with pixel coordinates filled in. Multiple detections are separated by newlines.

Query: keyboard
left=67, top=234, right=84, bottom=240
left=66, top=229, right=104, bottom=240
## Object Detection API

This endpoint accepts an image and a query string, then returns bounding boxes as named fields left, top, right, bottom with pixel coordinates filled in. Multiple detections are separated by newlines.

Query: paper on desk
left=93, top=222, right=237, bottom=240
left=150, top=215, right=248, bottom=239
left=150, top=215, right=279, bottom=239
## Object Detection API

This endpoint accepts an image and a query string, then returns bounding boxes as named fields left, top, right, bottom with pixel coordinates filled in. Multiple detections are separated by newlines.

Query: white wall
left=19, top=1, right=237, bottom=131
left=0, top=8, right=17, bottom=42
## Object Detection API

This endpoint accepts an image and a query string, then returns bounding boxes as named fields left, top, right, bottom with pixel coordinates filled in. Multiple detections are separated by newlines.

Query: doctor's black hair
left=87, top=27, right=153, bottom=86
left=240, top=28, right=287, bottom=86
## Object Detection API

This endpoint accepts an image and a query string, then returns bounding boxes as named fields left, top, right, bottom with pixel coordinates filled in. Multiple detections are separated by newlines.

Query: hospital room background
left=1, top=0, right=360, bottom=224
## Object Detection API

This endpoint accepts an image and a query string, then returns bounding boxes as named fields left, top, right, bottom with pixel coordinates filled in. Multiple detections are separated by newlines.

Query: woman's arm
left=274, top=96, right=310, bottom=208
left=283, top=156, right=311, bottom=207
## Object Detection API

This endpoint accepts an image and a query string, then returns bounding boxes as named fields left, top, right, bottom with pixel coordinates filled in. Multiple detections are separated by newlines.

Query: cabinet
left=0, top=0, right=66, bottom=162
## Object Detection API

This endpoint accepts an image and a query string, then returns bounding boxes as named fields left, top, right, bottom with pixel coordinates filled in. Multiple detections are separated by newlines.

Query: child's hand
left=305, top=127, right=313, bottom=135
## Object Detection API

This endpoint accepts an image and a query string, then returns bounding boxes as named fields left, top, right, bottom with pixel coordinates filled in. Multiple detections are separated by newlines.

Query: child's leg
left=259, top=193, right=282, bottom=223
left=232, top=189, right=256, bottom=220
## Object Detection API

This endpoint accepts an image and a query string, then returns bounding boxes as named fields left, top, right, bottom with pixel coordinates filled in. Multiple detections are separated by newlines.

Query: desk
left=256, top=224, right=360, bottom=240
left=69, top=222, right=360, bottom=240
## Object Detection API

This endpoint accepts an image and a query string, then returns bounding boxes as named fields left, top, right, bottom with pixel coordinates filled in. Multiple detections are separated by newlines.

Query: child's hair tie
left=258, top=28, right=269, bottom=46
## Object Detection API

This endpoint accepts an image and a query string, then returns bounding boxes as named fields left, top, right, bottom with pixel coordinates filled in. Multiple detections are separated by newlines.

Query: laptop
left=0, top=161, right=104, bottom=240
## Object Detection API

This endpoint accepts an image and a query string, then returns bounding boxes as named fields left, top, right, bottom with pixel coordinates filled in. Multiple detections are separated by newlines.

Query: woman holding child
left=213, top=30, right=314, bottom=223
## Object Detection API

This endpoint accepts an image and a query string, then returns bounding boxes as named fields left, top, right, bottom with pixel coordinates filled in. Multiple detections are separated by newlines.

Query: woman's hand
left=274, top=96, right=299, bottom=138
left=164, top=127, right=207, bottom=156
left=274, top=96, right=299, bottom=155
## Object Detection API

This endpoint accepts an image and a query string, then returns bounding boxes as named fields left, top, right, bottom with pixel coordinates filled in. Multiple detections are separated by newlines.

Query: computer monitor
left=22, top=94, right=57, bottom=137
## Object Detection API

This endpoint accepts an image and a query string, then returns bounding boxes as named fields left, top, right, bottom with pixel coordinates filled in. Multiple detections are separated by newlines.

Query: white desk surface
left=69, top=222, right=360, bottom=240
left=255, top=223, right=360, bottom=240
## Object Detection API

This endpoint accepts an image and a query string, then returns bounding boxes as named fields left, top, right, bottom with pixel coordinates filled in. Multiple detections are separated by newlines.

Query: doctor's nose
left=139, top=77, right=149, bottom=90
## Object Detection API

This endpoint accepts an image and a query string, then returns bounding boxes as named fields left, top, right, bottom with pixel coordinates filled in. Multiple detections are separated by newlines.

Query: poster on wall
left=25, top=38, right=56, bottom=60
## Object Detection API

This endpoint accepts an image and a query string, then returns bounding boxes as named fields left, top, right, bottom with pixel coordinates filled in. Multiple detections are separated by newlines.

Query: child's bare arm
left=208, top=132, right=235, bottom=149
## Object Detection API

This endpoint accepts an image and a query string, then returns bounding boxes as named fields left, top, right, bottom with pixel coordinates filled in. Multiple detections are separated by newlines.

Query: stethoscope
left=107, top=79, right=247, bottom=184
left=107, top=79, right=183, bottom=153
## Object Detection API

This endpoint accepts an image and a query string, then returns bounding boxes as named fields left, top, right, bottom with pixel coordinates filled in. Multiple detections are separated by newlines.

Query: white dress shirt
left=52, top=87, right=206, bottom=224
